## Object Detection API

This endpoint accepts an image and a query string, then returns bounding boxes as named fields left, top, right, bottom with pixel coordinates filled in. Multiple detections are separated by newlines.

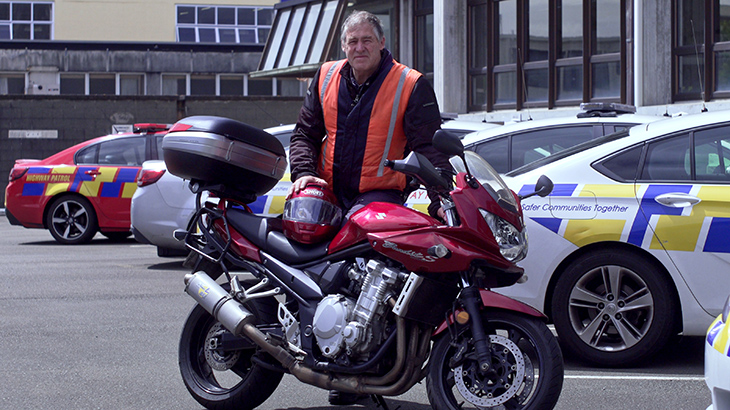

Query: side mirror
left=433, top=129, right=465, bottom=158
left=520, top=175, right=553, bottom=200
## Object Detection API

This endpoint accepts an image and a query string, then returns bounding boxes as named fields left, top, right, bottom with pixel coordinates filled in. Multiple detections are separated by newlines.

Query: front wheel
left=427, top=310, right=564, bottom=410
left=551, top=250, right=677, bottom=366
left=179, top=279, right=283, bottom=410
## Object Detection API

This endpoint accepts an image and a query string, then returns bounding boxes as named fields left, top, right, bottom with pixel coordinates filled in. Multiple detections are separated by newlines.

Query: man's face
left=341, top=22, right=385, bottom=82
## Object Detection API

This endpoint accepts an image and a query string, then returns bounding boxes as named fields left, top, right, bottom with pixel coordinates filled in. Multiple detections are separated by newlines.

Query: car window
left=604, top=123, right=638, bottom=134
left=595, top=145, right=643, bottom=181
left=472, top=137, right=509, bottom=173
left=510, top=126, right=596, bottom=170
left=640, top=133, right=691, bottom=181
left=507, top=130, right=631, bottom=177
left=156, top=135, right=165, bottom=158
left=694, top=126, right=730, bottom=182
left=76, top=145, right=98, bottom=164
left=95, top=137, right=146, bottom=166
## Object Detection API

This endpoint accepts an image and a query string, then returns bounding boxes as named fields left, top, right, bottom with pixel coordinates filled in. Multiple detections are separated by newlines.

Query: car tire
left=46, top=195, right=98, bottom=245
left=551, top=249, right=677, bottom=366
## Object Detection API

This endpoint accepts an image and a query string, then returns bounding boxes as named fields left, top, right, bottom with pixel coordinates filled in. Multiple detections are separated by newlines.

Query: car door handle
left=654, top=192, right=701, bottom=208
left=84, top=170, right=101, bottom=176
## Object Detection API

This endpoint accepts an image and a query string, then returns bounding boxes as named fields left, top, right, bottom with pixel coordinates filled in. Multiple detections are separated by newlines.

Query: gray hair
left=340, top=10, right=384, bottom=44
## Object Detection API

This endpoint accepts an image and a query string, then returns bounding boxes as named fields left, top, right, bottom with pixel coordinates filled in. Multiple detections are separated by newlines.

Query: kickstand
left=371, top=395, right=396, bottom=410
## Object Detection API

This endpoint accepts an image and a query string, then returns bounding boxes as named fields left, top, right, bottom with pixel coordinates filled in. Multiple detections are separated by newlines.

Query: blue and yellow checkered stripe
left=707, top=316, right=730, bottom=356
left=21, top=166, right=139, bottom=199
left=519, top=183, right=730, bottom=254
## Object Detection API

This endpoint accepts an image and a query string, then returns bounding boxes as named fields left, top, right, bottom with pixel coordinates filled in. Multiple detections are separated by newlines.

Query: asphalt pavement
left=0, top=218, right=713, bottom=409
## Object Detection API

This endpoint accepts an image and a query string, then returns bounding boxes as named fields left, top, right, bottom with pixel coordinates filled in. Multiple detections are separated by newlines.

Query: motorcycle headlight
left=480, top=209, right=527, bottom=262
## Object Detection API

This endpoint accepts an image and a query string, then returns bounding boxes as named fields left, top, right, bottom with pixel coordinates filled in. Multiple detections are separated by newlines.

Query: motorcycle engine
left=312, top=259, right=406, bottom=360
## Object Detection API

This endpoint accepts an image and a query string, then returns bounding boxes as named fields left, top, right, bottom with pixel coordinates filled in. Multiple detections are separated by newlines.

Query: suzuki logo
left=376, top=213, right=387, bottom=220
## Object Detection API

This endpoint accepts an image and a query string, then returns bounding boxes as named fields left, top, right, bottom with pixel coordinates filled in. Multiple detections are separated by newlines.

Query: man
left=288, top=10, right=450, bottom=221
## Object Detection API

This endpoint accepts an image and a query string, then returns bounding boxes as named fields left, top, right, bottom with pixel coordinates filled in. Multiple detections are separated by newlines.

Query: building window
left=176, top=5, right=274, bottom=44
left=674, top=0, right=730, bottom=101
left=60, top=74, right=85, bottom=95
left=467, top=0, right=626, bottom=112
left=0, top=1, right=52, bottom=40
left=120, top=74, right=144, bottom=95
left=0, top=73, right=24, bottom=94
left=414, top=0, right=434, bottom=82
left=89, top=74, right=115, bottom=95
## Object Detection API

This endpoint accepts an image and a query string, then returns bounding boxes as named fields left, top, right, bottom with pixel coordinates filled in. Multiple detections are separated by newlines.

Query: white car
left=130, top=124, right=295, bottom=256
left=500, top=110, right=730, bottom=366
left=461, top=103, right=663, bottom=173
left=706, top=295, right=730, bottom=410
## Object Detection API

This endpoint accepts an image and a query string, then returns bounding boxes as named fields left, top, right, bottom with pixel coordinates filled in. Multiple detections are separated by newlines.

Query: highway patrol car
left=501, top=110, right=730, bottom=366
left=5, top=124, right=170, bottom=244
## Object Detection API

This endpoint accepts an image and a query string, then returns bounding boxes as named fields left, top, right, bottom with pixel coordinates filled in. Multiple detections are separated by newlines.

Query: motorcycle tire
left=179, top=278, right=283, bottom=410
left=426, top=310, right=564, bottom=410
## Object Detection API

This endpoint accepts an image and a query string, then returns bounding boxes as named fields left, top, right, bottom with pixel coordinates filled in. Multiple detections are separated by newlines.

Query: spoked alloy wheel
left=551, top=251, right=676, bottom=366
left=427, top=310, right=564, bottom=409
left=179, top=280, right=282, bottom=410
left=46, top=196, right=98, bottom=244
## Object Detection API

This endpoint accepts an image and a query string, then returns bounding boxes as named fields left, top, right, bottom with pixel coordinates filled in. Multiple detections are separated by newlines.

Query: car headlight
left=479, top=209, right=527, bottom=262
left=723, top=295, right=730, bottom=323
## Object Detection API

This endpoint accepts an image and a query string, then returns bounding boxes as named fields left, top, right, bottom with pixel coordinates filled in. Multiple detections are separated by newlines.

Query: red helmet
left=283, top=184, right=343, bottom=244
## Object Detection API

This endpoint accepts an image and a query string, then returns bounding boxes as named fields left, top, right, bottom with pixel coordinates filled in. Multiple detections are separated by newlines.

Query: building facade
left=1, top=0, right=729, bottom=120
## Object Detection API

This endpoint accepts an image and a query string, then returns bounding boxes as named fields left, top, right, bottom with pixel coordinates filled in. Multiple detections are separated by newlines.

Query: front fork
left=458, top=274, right=493, bottom=374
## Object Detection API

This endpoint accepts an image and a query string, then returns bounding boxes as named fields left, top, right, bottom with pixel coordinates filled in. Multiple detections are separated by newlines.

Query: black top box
left=162, top=116, right=287, bottom=197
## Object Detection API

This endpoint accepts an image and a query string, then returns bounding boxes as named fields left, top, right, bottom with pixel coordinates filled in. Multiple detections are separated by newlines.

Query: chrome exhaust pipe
left=184, top=272, right=254, bottom=336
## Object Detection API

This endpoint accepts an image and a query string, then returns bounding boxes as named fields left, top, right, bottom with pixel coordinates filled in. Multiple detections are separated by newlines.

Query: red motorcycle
left=164, top=116, right=563, bottom=409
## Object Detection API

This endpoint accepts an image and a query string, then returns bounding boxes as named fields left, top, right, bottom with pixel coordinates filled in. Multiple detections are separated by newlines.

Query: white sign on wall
left=9, top=130, right=59, bottom=139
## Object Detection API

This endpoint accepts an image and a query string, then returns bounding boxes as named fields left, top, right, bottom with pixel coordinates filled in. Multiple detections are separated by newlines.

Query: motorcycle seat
left=225, top=207, right=330, bottom=265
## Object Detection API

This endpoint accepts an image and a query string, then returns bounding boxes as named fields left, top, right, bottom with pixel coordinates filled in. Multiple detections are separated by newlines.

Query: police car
left=500, top=110, right=730, bottom=366
left=4, top=124, right=170, bottom=244
left=706, top=295, right=730, bottom=410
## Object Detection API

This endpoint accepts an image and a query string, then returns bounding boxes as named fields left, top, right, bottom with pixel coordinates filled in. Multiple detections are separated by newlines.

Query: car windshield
left=450, top=151, right=518, bottom=212
left=506, top=129, right=631, bottom=177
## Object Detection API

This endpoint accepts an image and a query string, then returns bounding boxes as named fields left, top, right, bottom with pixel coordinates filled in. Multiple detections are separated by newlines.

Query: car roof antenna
left=690, top=19, right=709, bottom=112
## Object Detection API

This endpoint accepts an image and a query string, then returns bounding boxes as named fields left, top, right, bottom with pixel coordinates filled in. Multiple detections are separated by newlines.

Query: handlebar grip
left=383, top=159, right=395, bottom=169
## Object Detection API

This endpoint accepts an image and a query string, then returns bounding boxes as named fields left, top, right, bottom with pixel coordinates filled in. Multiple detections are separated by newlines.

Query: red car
left=4, top=124, right=170, bottom=244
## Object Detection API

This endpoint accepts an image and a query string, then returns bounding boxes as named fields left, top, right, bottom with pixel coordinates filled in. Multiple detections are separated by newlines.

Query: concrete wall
left=0, top=95, right=303, bottom=205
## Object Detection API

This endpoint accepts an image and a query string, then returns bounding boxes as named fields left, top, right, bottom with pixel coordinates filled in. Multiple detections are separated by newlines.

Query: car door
left=75, top=136, right=146, bottom=223
left=635, top=124, right=730, bottom=315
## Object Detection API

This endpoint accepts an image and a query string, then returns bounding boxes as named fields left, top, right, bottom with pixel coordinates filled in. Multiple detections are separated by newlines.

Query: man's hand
left=287, top=175, right=328, bottom=199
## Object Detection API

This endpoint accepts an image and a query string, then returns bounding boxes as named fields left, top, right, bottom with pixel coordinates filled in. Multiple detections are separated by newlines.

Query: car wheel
left=46, top=196, right=98, bottom=245
left=551, top=250, right=676, bottom=366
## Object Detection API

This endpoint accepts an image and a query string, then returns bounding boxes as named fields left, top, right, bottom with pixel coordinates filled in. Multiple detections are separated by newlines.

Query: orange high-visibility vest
left=317, top=58, right=422, bottom=194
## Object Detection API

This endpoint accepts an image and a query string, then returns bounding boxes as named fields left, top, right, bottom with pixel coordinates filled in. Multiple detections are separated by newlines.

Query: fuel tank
left=328, top=202, right=438, bottom=253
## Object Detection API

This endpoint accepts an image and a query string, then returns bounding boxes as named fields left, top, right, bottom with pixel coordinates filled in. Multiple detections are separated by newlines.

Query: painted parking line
left=565, top=374, right=705, bottom=381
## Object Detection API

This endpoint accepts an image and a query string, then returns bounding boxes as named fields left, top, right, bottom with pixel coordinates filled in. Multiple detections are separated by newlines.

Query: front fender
left=433, top=289, right=547, bottom=336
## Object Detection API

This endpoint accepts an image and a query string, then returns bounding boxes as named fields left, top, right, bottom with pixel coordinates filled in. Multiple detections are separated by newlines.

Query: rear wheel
left=427, top=310, right=564, bottom=409
left=46, top=196, right=98, bottom=244
left=179, top=278, right=283, bottom=410
left=551, top=250, right=677, bottom=366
